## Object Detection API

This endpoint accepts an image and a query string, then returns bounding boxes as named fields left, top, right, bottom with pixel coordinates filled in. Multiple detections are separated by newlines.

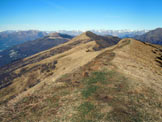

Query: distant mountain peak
left=80, top=31, right=96, bottom=36
left=72, top=31, right=98, bottom=41
left=48, top=32, right=62, bottom=37
left=154, top=28, right=162, bottom=30
left=135, top=28, right=162, bottom=45
left=84, top=31, right=98, bottom=38
left=84, top=31, right=95, bottom=35
left=47, top=32, right=73, bottom=39
left=70, top=31, right=121, bottom=51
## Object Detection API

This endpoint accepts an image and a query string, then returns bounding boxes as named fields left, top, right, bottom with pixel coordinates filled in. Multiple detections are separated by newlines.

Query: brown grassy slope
left=0, top=37, right=162, bottom=121
left=112, top=38, right=162, bottom=92
left=0, top=31, right=119, bottom=105
left=0, top=31, right=119, bottom=93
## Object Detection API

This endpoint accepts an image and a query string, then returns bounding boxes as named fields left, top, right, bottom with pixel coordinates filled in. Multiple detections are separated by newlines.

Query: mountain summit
left=82, top=31, right=99, bottom=39
left=71, top=31, right=120, bottom=50
left=71, top=31, right=98, bottom=42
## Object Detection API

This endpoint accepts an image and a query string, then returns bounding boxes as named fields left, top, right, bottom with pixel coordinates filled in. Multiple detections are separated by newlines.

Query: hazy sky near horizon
left=0, top=0, right=162, bottom=31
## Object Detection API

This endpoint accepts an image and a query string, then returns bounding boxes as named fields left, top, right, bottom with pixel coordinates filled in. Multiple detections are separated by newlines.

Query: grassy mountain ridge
left=0, top=32, right=162, bottom=122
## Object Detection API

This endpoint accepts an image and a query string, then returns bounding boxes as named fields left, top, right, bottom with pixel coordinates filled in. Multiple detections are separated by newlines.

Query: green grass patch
left=71, top=101, right=101, bottom=122
left=81, top=71, right=108, bottom=99
left=83, top=71, right=108, bottom=85
left=73, top=69, right=162, bottom=122
left=82, top=85, right=98, bottom=98
left=78, top=101, right=95, bottom=117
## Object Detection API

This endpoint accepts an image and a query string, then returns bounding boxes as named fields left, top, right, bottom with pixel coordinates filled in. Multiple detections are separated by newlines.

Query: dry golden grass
left=112, top=38, right=162, bottom=93
left=0, top=37, right=162, bottom=122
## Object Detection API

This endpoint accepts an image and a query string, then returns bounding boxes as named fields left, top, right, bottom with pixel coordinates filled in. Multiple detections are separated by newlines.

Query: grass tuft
left=78, top=101, right=95, bottom=117
left=81, top=85, right=98, bottom=98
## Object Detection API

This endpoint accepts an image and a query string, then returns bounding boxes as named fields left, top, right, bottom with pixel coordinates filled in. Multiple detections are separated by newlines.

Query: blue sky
left=0, top=0, right=162, bottom=31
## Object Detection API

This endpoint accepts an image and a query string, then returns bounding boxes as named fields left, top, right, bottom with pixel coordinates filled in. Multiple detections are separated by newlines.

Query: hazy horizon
left=0, top=28, right=151, bottom=32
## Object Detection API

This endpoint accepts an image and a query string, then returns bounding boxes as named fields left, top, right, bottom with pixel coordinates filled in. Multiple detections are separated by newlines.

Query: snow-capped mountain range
left=56, top=29, right=149, bottom=37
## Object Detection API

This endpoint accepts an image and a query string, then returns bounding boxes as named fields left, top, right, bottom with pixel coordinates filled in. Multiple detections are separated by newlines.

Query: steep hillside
left=0, top=32, right=162, bottom=122
left=0, top=32, right=119, bottom=91
left=135, top=28, right=162, bottom=45
left=0, top=33, right=73, bottom=67
left=0, top=30, right=48, bottom=50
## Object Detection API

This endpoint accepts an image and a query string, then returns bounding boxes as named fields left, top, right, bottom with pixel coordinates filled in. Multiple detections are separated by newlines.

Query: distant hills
left=0, top=29, right=146, bottom=51
left=57, top=29, right=148, bottom=37
left=0, top=29, right=148, bottom=52
left=135, top=28, right=162, bottom=45
left=0, top=30, right=48, bottom=51
left=0, top=33, right=73, bottom=67
left=0, top=28, right=162, bottom=66
left=0, top=31, right=120, bottom=68
left=1, top=27, right=162, bottom=67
